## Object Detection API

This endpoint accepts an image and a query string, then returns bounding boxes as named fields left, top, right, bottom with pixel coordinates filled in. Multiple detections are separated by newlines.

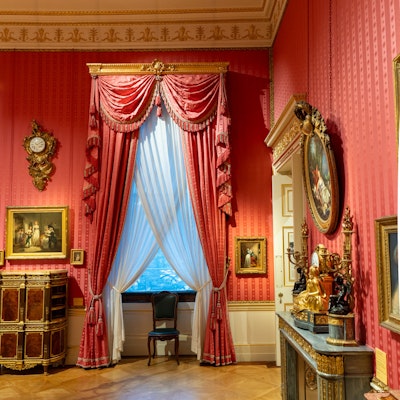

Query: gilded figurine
left=293, top=265, right=328, bottom=313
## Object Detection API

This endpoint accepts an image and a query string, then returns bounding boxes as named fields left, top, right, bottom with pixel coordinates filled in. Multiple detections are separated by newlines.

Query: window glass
left=125, top=248, right=192, bottom=292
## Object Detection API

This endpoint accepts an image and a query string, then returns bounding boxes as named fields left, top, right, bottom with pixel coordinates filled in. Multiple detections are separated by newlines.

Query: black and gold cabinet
left=0, top=270, right=68, bottom=374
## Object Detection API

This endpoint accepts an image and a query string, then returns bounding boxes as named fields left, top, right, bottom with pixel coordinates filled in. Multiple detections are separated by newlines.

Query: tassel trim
left=98, top=87, right=157, bottom=133
left=160, top=87, right=218, bottom=132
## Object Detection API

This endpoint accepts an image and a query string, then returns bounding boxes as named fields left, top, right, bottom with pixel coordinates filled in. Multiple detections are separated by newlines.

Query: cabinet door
left=25, top=332, right=44, bottom=358
left=26, top=288, right=44, bottom=322
left=0, top=332, right=23, bottom=359
left=50, top=328, right=66, bottom=357
left=1, top=288, right=20, bottom=322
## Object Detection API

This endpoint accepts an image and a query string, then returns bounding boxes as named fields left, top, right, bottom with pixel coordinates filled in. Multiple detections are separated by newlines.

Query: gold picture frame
left=6, top=206, right=68, bottom=260
left=235, top=237, right=267, bottom=275
left=0, top=250, right=4, bottom=266
left=394, top=54, right=400, bottom=145
left=375, top=215, right=399, bottom=334
left=295, top=101, right=339, bottom=234
left=70, top=249, right=84, bottom=266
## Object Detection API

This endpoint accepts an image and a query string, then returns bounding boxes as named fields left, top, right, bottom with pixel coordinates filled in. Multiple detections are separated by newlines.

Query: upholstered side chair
left=147, top=291, right=180, bottom=366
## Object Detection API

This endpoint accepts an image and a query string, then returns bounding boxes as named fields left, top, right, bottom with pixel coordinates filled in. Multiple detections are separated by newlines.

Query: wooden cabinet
left=278, top=311, right=373, bottom=400
left=0, top=270, right=67, bottom=374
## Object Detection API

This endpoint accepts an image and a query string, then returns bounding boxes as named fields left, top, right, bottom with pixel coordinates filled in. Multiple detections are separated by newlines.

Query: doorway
left=265, top=94, right=306, bottom=366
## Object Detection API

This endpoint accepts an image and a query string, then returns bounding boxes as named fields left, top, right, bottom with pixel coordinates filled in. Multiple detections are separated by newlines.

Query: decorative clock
left=23, top=120, right=57, bottom=191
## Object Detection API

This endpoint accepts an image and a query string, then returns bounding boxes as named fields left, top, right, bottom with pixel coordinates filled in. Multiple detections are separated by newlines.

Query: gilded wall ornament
left=23, top=121, right=57, bottom=191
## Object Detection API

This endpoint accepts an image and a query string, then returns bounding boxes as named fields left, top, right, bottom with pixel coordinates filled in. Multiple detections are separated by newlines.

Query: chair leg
left=147, top=337, right=152, bottom=366
left=175, top=337, right=180, bottom=365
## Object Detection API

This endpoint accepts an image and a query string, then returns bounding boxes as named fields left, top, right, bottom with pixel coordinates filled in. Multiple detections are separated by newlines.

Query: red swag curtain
left=78, top=70, right=235, bottom=368
left=181, top=76, right=235, bottom=365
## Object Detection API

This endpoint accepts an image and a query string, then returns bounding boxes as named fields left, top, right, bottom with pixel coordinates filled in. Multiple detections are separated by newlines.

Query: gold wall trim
left=87, top=61, right=229, bottom=76
left=394, top=54, right=400, bottom=146
left=228, top=301, right=275, bottom=312
left=68, top=307, right=86, bottom=317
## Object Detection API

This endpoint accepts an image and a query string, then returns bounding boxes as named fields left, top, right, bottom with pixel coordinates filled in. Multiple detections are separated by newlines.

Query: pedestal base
left=278, top=311, right=374, bottom=400
left=327, top=313, right=358, bottom=346
left=293, top=309, right=329, bottom=333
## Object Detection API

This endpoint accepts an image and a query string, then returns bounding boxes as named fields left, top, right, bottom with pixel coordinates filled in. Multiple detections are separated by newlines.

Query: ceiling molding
left=0, top=0, right=287, bottom=50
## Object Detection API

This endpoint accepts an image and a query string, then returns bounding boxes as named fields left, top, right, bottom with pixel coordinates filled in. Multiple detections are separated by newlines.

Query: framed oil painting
left=296, top=101, right=339, bottom=234
left=375, top=215, right=399, bottom=334
left=6, top=206, right=68, bottom=260
left=235, top=237, right=267, bottom=275
left=70, top=249, right=84, bottom=266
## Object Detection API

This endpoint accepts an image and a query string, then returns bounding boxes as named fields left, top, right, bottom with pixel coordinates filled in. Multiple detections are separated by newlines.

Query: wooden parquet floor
left=0, top=357, right=282, bottom=400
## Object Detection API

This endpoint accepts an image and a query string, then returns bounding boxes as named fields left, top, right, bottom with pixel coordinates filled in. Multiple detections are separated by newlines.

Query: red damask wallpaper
left=274, top=0, right=399, bottom=388
left=0, top=0, right=398, bottom=386
left=0, top=49, right=273, bottom=305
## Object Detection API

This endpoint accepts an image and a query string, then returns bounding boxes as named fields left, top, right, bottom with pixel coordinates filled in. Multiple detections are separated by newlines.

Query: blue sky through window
left=125, top=248, right=192, bottom=292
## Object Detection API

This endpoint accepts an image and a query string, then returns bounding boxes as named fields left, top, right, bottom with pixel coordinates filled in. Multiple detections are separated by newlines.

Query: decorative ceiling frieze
left=0, top=0, right=287, bottom=50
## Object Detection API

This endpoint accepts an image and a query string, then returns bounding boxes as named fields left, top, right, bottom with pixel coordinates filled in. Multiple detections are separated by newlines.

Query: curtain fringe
left=84, top=164, right=98, bottom=178
left=83, top=173, right=99, bottom=191
left=99, top=92, right=157, bottom=133
left=76, top=355, right=111, bottom=369
left=216, top=165, right=231, bottom=185
left=161, top=88, right=217, bottom=132
left=87, top=134, right=100, bottom=149
left=83, top=183, right=98, bottom=199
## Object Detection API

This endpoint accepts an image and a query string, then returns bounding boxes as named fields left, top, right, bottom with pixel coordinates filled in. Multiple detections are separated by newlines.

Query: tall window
left=125, top=248, right=192, bottom=292
left=115, top=106, right=205, bottom=296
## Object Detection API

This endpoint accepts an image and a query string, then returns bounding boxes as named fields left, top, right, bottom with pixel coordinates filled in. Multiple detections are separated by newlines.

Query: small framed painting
left=70, top=249, right=85, bottom=266
left=235, top=237, right=267, bottom=275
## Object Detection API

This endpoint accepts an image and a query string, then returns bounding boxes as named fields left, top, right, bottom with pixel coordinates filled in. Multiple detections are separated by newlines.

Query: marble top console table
left=277, top=311, right=374, bottom=400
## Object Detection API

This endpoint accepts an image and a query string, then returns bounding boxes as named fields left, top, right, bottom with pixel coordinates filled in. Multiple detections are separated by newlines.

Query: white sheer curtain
left=104, top=106, right=211, bottom=363
left=104, top=182, right=159, bottom=364
left=135, top=105, right=212, bottom=359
